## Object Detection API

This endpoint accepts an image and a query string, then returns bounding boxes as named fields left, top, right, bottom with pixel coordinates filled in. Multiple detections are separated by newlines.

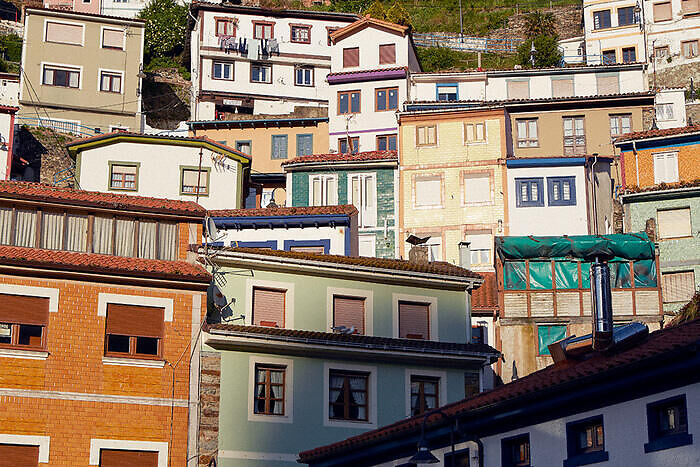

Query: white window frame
left=97, top=68, right=124, bottom=94
left=247, top=355, right=294, bottom=423
left=323, top=361, right=377, bottom=428
left=251, top=63, right=272, bottom=83
left=309, top=174, right=338, bottom=207
left=463, top=121, right=487, bottom=144
left=41, top=62, right=83, bottom=89
left=653, top=151, right=679, bottom=184
left=404, top=369, right=447, bottom=418
left=212, top=61, right=234, bottom=80
left=0, top=434, right=50, bottom=463
left=392, top=293, right=439, bottom=341
left=656, top=102, right=675, bottom=121
left=89, top=439, right=168, bottom=467
left=245, top=278, right=294, bottom=329
left=326, top=287, right=374, bottom=334
left=100, top=26, right=125, bottom=50
left=43, top=18, right=85, bottom=46
left=347, top=172, right=377, bottom=227
left=0, top=284, right=59, bottom=360
left=358, top=233, right=376, bottom=257
left=295, top=66, right=313, bottom=86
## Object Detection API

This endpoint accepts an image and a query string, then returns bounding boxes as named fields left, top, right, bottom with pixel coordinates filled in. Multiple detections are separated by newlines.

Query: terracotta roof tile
left=614, top=124, right=700, bottom=143
left=623, top=179, right=700, bottom=194
left=212, top=247, right=483, bottom=280
left=472, top=271, right=497, bottom=312
left=26, top=7, right=146, bottom=23
left=299, top=318, right=700, bottom=463
left=206, top=324, right=500, bottom=356
left=209, top=205, right=358, bottom=217
left=281, top=150, right=398, bottom=166
left=403, top=91, right=655, bottom=108
left=0, top=181, right=206, bottom=217
left=330, top=15, right=409, bottom=43
left=0, top=245, right=210, bottom=282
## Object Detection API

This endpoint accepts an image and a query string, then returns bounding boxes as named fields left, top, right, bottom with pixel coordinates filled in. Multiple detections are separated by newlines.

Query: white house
left=0, top=73, right=19, bottom=107
left=327, top=16, right=421, bottom=153
left=66, top=132, right=251, bottom=210
left=582, top=0, right=646, bottom=65
left=189, top=2, right=357, bottom=121
left=409, top=64, right=647, bottom=103
left=655, top=88, right=688, bottom=128
left=646, top=0, right=700, bottom=70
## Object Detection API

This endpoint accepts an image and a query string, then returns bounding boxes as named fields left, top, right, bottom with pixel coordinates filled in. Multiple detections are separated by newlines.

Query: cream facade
left=398, top=108, right=510, bottom=267
left=583, top=0, right=646, bottom=65
left=19, top=8, right=144, bottom=134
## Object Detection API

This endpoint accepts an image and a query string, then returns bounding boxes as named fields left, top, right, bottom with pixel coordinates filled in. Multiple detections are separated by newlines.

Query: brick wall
left=0, top=273, right=206, bottom=466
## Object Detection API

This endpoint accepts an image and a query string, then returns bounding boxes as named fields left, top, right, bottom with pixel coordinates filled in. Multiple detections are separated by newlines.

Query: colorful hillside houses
left=283, top=150, right=398, bottom=258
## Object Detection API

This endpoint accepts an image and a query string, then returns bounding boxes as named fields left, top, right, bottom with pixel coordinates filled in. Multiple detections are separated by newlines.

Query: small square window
left=610, top=114, right=632, bottom=137
left=329, top=370, right=368, bottom=421
left=338, top=137, right=359, bottom=154
left=180, top=167, right=209, bottom=196
left=645, top=394, right=693, bottom=453
left=622, top=47, right=637, bottom=63
left=104, top=303, right=164, bottom=359
left=410, top=375, right=439, bottom=416
left=290, top=25, right=311, bottom=43
left=109, top=163, right=138, bottom=191
left=437, top=84, right=458, bottom=101
left=593, top=9, right=612, bottom=29
left=565, top=416, right=609, bottom=467
left=516, top=119, right=538, bottom=147
left=416, top=125, right=437, bottom=146
left=501, top=434, right=531, bottom=467
left=547, top=176, right=576, bottom=206
left=253, top=21, right=273, bottom=39
left=251, top=64, right=271, bottom=83
left=338, top=90, right=361, bottom=114
left=254, top=364, right=286, bottom=415
left=295, top=66, right=313, bottom=86
left=464, top=370, right=480, bottom=398
left=515, top=178, right=544, bottom=207
left=618, top=6, right=636, bottom=25
left=376, top=134, right=397, bottom=151
left=212, top=62, right=233, bottom=80
left=375, top=87, right=398, bottom=111
left=602, top=49, right=617, bottom=65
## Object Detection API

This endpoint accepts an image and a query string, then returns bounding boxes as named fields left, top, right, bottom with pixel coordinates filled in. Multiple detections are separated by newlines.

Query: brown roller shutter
left=399, top=301, right=429, bottom=339
left=343, top=47, right=359, bottom=67
left=333, top=296, right=365, bottom=334
left=105, top=304, right=164, bottom=338
left=0, top=294, right=49, bottom=326
left=253, top=287, right=285, bottom=327
left=0, top=444, right=39, bottom=467
left=379, top=44, right=396, bottom=64
left=99, top=449, right=158, bottom=467
left=289, top=245, right=325, bottom=254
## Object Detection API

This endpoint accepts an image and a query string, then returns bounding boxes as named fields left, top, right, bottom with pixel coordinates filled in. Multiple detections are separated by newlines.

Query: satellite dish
left=211, top=283, right=228, bottom=309
left=205, top=216, right=220, bottom=240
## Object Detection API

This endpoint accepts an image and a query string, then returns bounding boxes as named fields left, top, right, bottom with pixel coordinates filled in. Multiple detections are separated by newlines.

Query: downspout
left=5, top=112, right=14, bottom=180
left=591, top=155, right=599, bottom=234
left=633, top=141, right=640, bottom=187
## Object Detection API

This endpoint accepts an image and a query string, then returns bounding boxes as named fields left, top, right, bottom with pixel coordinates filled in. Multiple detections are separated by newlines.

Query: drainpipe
left=633, top=141, right=640, bottom=187
left=591, top=155, right=599, bottom=234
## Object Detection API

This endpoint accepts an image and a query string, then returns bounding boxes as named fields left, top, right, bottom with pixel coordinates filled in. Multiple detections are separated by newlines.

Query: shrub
left=138, top=0, right=187, bottom=62
left=516, top=35, right=562, bottom=68
left=386, top=1, right=412, bottom=30
left=363, top=0, right=387, bottom=20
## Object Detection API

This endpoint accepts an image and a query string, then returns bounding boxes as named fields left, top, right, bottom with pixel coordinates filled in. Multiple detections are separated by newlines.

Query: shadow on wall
left=142, top=79, right=190, bottom=130
left=11, top=125, right=45, bottom=182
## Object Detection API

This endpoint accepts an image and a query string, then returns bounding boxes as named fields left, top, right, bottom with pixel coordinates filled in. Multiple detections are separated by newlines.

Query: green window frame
left=108, top=161, right=140, bottom=192
left=538, top=325, right=566, bottom=356
left=179, top=165, right=211, bottom=197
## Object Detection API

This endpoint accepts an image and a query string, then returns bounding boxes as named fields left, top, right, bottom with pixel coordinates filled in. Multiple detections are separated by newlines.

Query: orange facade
left=621, top=143, right=700, bottom=189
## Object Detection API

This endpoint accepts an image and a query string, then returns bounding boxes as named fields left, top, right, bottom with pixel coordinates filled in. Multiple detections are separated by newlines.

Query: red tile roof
left=26, top=6, right=146, bottom=23
left=0, top=181, right=206, bottom=217
left=614, top=124, right=700, bottom=143
left=212, top=247, right=483, bottom=280
left=404, top=91, right=655, bottom=108
left=299, top=318, right=700, bottom=463
left=209, top=205, right=358, bottom=217
left=281, top=150, right=398, bottom=167
left=623, top=179, right=700, bottom=194
left=326, top=66, right=407, bottom=78
left=206, top=324, right=500, bottom=357
left=0, top=245, right=210, bottom=283
left=330, top=15, right=409, bottom=43
left=472, top=271, right=497, bottom=313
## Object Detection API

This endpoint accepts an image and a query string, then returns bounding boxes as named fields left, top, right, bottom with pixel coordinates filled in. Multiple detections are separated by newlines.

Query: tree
left=138, top=0, right=188, bottom=62
left=416, top=47, right=459, bottom=72
left=523, top=11, right=557, bottom=38
left=386, top=1, right=412, bottom=30
left=363, top=0, right=387, bottom=20
left=516, top=35, right=563, bottom=68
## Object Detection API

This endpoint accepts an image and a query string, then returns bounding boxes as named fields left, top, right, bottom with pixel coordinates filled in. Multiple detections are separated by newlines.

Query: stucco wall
left=330, top=26, right=410, bottom=73
left=620, top=140, right=700, bottom=189
left=216, top=225, right=350, bottom=255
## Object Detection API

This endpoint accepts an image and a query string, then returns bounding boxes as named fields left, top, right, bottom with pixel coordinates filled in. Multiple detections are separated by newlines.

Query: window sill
left=563, top=450, right=609, bottom=467
left=0, top=348, right=49, bottom=360
left=644, top=433, right=693, bottom=453
left=102, top=356, right=165, bottom=368
left=248, top=412, right=293, bottom=424
left=325, top=418, right=376, bottom=429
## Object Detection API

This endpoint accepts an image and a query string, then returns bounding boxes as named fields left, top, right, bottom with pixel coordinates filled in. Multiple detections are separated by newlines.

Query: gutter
left=282, top=160, right=398, bottom=171
left=620, top=186, right=700, bottom=203
left=615, top=130, right=700, bottom=147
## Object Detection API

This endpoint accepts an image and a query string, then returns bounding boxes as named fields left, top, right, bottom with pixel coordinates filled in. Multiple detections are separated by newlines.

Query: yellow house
left=398, top=107, right=510, bottom=269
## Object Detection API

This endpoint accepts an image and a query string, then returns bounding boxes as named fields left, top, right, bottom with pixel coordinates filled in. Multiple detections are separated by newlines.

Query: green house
left=282, top=150, right=398, bottom=259
left=197, top=247, right=499, bottom=467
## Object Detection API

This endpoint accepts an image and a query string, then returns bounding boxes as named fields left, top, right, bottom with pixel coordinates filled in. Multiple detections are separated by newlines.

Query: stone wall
left=488, top=5, right=583, bottom=41
left=198, top=351, right=221, bottom=467
left=654, top=61, right=700, bottom=125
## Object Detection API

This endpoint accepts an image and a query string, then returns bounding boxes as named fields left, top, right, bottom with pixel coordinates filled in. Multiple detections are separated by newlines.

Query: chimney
left=459, top=241, right=471, bottom=268
left=408, top=245, right=429, bottom=264
left=590, top=259, right=613, bottom=350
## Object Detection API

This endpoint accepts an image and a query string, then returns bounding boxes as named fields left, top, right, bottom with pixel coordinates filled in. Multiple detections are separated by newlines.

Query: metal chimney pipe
left=458, top=241, right=471, bottom=268
left=590, top=259, right=613, bottom=350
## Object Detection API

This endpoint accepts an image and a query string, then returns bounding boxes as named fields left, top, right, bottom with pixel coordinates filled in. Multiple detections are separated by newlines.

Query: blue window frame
left=564, top=415, right=609, bottom=467
left=515, top=178, right=544, bottom=207
left=232, top=240, right=277, bottom=249
left=537, top=325, right=566, bottom=355
left=645, top=394, right=693, bottom=453
left=283, top=239, right=331, bottom=254
left=271, top=135, right=288, bottom=160
left=436, top=83, right=458, bottom=101
left=547, top=176, right=576, bottom=206
left=296, top=134, right=313, bottom=157
left=501, top=433, right=530, bottom=467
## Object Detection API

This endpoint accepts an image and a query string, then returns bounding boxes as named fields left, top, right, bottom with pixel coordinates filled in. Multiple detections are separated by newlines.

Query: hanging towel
left=269, top=38, right=279, bottom=55
left=261, top=39, right=268, bottom=57
left=249, top=38, right=260, bottom=60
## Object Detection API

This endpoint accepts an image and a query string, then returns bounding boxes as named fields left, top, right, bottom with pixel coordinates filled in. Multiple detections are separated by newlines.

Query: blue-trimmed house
left=207, top=205, right=359, bottom=256
left=282, top=150, right=399, bottom=258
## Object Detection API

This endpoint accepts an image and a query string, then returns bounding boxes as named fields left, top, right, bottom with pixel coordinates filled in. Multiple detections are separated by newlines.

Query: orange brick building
left=0, top=181, right=210, bottom=466
left=616, top=125, right=700, bottom=189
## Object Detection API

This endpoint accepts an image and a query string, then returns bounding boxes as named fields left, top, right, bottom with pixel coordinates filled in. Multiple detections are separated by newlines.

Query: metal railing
left=413, top=33, right=524, bottom=53
left=17, top=116, right=100, bottom=137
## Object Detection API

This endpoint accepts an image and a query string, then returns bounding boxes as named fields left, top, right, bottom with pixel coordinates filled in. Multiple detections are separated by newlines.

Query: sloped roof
left=299, top=318, right=700, bottom=463
left=472, top=271, right=498, bottom=313
left=0, top=181, right=206, bottom=217
left=0, top=245, right=210, bottom=283
left=282, top=150, right=398, bottom=167
left=614, top=124, right=700, bottom=144
left=330, top=15, right=409, bottom=43
left=209, top=205, right=358, bottom=217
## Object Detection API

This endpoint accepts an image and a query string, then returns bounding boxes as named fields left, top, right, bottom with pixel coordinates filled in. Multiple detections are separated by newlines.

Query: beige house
left=19, top=8, right=145, bottom=135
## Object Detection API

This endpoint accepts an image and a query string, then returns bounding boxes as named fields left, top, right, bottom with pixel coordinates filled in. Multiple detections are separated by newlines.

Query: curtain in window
left=114, top=218, right=135, bottom=256
left=158, top=223, right=178, bottom=260
left=65, top=214, right=88, bottom=252
left=93, top=216, right=113, bottom=254
left=15, top=209, right=36, bottom=247
left=40, top=211, right=64, bottom=250
left=0, top=207, right=11, bottom=245
left=138, top=220, right=157, bottom=259
left=329, top=375, right=344, bottom=417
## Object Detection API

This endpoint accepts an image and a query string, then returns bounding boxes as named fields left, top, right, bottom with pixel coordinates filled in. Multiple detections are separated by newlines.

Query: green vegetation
left=416, top=46, right=518, bottom=72
left=516, top=12, right=562, bottom=68
left=138, top=0, right=188, bottom=75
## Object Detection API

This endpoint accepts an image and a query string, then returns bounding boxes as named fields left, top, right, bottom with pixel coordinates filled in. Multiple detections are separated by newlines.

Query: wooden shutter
left=658, top=208, right=692, bottom=239
left=662, top=271, right=696, bottom=303
left=105, top=304, right=165, bottom=338
left=99, top=449, right=159, bottom=467
left=102, top=29, right=124, bottom=48
left=379, top=44, right=396, bottom=64
left=0, top=444, right=39, bottom=467
left=507, top=81, right=529, bottom=99
left=653, top=2, right=672, bottom=21
left=552, top=78, right=574, bottom=97
left=596, top=75, right=619, bottom=94
left=399, top=301, right=429, bottom=339
left=333, top=296, right=365, bottom=334
left=0, top=294, right=49, bottom=326
left=289, top=245, right=325, bottom=254
left=343, top=47, right=359, bottom=67
left=252, top=287, right=285, bottom=327
left=45, top=21, right=83, bottom=45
